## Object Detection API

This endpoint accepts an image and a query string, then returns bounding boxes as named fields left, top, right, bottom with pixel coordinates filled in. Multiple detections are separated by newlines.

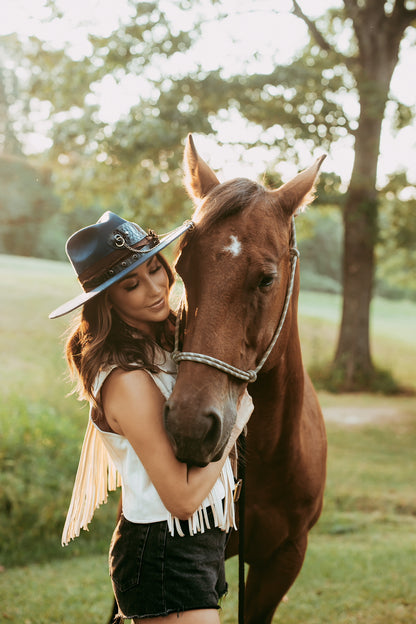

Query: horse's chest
left=243, top=467, right=317, bottom=563
left=243, top=504, right=289, bottom=563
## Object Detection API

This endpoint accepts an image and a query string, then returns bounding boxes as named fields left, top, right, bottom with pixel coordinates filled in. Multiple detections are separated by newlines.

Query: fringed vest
left=61, top=349, right=237, bottom=546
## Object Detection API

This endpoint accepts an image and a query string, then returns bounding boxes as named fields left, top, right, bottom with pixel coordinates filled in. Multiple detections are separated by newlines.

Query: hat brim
left=49, top=220, right=193, bottom=319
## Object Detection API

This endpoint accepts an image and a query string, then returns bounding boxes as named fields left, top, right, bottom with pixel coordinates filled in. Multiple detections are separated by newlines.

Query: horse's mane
left=179, top=178, right=266, bottom=251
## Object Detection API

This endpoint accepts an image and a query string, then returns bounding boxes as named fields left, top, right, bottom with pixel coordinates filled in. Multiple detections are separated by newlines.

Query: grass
left=0, top=254, right=79, bottom=402
left=299, top=290, right=416, bottom=345
left=1, top=254, right=415, bottom=622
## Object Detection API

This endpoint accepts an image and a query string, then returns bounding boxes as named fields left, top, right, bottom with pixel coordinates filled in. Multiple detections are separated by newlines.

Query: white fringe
left=61, top=419, right=121, bottom=546
left=166, top=455, right=237, bottom=537
left=62, top=422, right=237, bottom=546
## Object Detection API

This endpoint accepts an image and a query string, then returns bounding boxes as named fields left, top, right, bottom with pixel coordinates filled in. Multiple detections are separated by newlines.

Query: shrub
left=308, top=360, right=405, bottom=395
left=0, top=396, right=119, bottom=566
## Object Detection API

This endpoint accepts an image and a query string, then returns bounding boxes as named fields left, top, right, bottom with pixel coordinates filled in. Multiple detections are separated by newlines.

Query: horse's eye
left=258, top=274, right=275, bottom=290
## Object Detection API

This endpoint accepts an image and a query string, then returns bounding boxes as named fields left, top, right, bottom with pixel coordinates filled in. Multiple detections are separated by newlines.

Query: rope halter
left=171, top=217, right=299, bottom=383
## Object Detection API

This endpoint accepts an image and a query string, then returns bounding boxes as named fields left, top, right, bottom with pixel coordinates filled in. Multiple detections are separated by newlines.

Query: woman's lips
left=148, top=297, right=165, bottom=310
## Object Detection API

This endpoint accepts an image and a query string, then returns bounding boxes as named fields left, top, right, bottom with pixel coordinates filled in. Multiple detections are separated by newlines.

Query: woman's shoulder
left=103, top=367, right=155, bottom=396
left=96, top=347, right=176, bottom=403
left=101, top=367, right=165, bottom=435
left=102, top=367, right=166, bottom=411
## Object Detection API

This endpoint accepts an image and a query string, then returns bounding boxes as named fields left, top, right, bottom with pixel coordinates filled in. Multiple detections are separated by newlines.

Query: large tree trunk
left=332, top=0, right=412, bottom=390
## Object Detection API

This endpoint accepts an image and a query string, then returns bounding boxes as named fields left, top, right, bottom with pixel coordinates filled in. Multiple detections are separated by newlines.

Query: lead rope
left=238, top=434, right=246, bottom=624
left=172, top=217, right=299, bottom=383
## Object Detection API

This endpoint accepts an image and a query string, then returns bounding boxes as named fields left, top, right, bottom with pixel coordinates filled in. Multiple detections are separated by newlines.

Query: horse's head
left=164, top=134, right=325, bottom=466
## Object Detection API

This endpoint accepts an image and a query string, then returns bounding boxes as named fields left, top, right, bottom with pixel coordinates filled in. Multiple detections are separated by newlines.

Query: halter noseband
left=171, top=217, right=299, bottom=383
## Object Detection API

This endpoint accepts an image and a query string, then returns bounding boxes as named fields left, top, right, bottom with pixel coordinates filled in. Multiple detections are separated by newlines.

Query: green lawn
left=298, top=290, right=416, bottom=391
left=299, top=290, right=416, bottom=345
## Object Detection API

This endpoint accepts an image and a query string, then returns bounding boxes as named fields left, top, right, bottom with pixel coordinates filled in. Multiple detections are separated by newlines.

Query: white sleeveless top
left=61, top=348, right=237, bottom=546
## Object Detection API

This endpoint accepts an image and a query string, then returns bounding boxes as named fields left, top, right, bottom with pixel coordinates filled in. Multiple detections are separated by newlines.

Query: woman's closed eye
left=123, top=262, right=161, bottom=291
left=150, top=262, right=162, bottom=275
left=125, top=281, right=139, bottom=292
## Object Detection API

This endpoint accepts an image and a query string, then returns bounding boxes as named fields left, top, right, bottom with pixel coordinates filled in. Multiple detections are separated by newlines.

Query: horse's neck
left=249, top=333, right=305, bottom=456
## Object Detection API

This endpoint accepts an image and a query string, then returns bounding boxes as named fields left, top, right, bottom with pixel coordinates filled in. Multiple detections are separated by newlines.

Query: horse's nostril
left=202, top=410, right=222, bottom=450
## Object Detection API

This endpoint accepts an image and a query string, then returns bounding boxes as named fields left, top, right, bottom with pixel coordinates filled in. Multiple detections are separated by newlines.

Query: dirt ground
left=322, top=400, right=414, bottom=426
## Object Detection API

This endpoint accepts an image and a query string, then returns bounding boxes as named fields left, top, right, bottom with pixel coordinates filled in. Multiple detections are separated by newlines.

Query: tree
left=296, top=0, right=416, bottom=389
left=19, top=0, right=415, bottom=388
left=0, top=35, right=24, bottom=156
left=0, top=35, right=65, bottom=259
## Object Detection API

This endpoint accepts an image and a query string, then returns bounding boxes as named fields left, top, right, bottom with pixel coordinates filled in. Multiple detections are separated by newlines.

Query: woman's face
left=108, top=255, right=171, bottom=337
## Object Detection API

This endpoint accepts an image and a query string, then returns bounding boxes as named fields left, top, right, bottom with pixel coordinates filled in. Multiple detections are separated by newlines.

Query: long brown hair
left=65, top=254, right=175, bottom=405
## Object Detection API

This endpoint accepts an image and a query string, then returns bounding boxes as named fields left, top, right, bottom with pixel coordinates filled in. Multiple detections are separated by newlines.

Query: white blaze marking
left=223, top=235, right=242, bottom=257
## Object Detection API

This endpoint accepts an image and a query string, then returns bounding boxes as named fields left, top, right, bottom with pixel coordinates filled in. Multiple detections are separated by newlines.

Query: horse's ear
left=272, top=155, right=326, bottom=217
left=183, top=134, right=220, bottom=201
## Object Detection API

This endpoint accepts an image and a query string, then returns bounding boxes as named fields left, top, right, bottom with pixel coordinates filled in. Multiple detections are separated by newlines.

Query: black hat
left=49, top=211, right=193, bottom=319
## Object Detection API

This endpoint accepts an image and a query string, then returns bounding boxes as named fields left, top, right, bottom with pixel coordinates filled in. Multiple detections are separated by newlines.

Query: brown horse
left=164, top=135, right=327, bottom=623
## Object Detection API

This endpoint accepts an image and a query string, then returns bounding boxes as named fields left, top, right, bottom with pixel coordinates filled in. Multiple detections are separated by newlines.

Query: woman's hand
left=223, top=390, right=254, bottom=457
left=235, top=389, right=254, bottom=434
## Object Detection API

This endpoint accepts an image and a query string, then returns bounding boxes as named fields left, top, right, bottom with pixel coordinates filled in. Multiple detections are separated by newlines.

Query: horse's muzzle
left=164, top=400, right=225, bottom=466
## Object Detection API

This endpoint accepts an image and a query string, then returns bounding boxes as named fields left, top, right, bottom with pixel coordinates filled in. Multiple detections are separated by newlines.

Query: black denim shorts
left=109, top=511, right=228, bottom=620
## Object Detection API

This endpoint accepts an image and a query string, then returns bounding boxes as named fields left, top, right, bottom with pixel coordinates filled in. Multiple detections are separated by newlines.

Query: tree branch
left=291, top=0, right=356, bottom=70
left=392, top=0, right=416, bottom=16
left=291, top=0, right=333, bottom=52
left=343, top=0, right=360, bottom=22
left=402, top=7, right=416, bottom=25
left=391, top=1, right=416, bottom=34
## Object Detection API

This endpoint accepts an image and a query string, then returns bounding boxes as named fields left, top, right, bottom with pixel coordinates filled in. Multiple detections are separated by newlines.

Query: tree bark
left=333, top=107, right=382, bottom=388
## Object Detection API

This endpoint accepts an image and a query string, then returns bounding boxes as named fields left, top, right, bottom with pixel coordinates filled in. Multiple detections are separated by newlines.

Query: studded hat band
left=79, top=232, right=159, bottom=292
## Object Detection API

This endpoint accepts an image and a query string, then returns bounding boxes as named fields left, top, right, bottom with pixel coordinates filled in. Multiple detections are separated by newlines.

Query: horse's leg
left=244, top=533, right=308, bottom=624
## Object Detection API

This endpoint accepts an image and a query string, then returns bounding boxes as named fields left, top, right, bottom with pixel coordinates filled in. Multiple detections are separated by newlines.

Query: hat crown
left=66, top=211, right=147, bottom=277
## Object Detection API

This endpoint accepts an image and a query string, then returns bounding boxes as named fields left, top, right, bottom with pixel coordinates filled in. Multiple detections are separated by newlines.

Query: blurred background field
left=1, top=254, right=415, bottom=623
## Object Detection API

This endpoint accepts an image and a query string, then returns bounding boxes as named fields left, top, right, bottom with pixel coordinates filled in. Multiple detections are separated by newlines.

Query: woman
left=50, top=211, right=253, bottom=623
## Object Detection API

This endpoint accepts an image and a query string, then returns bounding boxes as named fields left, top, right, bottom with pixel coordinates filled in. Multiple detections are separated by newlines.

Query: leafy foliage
left=0, top=34, right=27, bottom=156
left=21, top=1, right=208, bottom=228
left=14, top=3, right=364, bottom=228
left=298, top=210, right=343, bottom=289
left=0, top=155, right=60, bottom=257
left=377, top=172, right=416, bottom=294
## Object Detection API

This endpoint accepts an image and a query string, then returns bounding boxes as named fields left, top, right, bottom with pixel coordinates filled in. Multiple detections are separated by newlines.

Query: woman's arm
left=101, top=368, right=253, bottom=519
